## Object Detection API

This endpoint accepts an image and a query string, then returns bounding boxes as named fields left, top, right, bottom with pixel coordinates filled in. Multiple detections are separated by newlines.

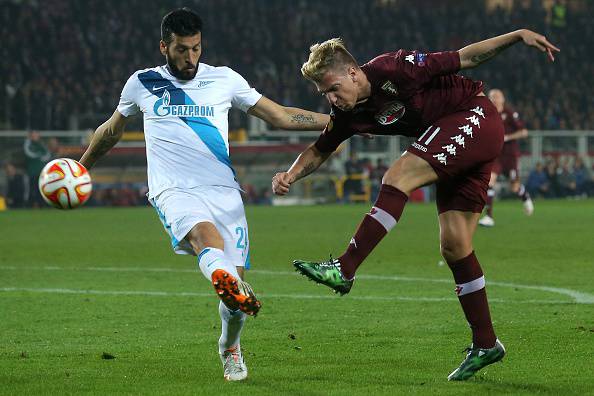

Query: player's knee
left=381, top=172, right=408, bottom=193
left=187, top=222, right=224, bottom=254
left=440, top=236, right=471, bottom=262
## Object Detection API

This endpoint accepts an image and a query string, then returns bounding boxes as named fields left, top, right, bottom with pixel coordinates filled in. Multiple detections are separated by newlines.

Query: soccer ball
left=38, top=158, right=92, bottom=209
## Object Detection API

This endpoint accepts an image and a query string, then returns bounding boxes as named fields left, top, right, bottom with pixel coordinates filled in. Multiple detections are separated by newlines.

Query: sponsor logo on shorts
left=375, top=101, right=406, bottom=125
left=412, top=142, right=427, bottom=152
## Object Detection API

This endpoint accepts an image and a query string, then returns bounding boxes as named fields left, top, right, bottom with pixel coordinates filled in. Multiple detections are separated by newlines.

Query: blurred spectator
left=343, top=151, right=364, bottom=202
left=526, top=162, right=550, bottom=198
left=573, top=157, right=592, bottom=196
left=47, top=137, right=61, bottom=159
left=3, top=162, right=28, bottom=208
left=545, top=158, right=561, bottom=197
left=370, top=158, right=389, bottom=201
left=557, top=159, right=577, bottom=197
left=23, top=130, right=50, bottom=207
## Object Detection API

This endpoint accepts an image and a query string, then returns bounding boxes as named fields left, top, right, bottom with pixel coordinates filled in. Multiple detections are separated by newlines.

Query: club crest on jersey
left=415, top=52, right=427, bottom=66
left=375, top=101, right=405, bottom=125
left=153, top=89, right=214, bottom=117
left=381, top=81, right=399, bottom=96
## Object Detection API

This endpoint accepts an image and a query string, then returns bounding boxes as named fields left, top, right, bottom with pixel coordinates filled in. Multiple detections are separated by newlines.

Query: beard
left=165, top=54, right=198, bottom=81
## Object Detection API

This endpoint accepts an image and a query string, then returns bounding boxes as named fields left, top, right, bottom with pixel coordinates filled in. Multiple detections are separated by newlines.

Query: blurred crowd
left=2, top=0, right=593, bottom=131
left=525, top=156, right=594, bottom=198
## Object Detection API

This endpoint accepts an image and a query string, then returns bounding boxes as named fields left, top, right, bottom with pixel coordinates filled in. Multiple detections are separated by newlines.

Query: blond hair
left=301, top=38, right=358, bottom=82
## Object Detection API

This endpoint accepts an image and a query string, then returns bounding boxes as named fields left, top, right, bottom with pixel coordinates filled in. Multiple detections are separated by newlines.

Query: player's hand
left=519, top=29, right=560, bottom=62
left=272, top=172, right=292, bottom=195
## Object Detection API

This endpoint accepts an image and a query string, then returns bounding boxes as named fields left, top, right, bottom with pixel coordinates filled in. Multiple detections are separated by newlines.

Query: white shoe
left=478, top=215, right=495, bottom=227
left=523, top=198, right=534, bottom=216
left=220, top=346, right=248, bottom=381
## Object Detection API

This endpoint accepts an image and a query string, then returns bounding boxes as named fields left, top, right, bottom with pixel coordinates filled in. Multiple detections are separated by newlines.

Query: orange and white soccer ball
left=38, top=158, right=92, bottom=209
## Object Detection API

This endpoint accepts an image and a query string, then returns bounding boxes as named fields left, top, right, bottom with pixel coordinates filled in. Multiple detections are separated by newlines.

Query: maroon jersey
left=499, top=106, right=525, bottom=157
left=315, top=50, right=484, bottom=153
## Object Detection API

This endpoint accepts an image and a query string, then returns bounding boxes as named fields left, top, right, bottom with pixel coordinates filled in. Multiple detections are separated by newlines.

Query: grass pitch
left=1, top=199, right=594, bottom=395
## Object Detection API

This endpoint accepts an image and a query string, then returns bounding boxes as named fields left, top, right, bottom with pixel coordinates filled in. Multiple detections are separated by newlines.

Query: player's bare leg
left=189, top=222, right=260, bottom=316
left=294, top=152, right=438, bottom=294
left=188, top=222, right=259, bottom=381
left=479, top=172, right=497, bottom=227
left=510, top=178, right=534, bottom=216
left=440, top=211, right=505, bottom=380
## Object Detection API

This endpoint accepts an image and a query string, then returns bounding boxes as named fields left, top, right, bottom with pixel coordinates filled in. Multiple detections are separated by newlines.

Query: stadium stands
left=2, top=0, right=592, bottom=131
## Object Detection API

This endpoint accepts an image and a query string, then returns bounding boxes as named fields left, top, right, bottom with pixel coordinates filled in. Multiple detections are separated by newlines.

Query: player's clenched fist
left=272, top=172, right=292, bottom=195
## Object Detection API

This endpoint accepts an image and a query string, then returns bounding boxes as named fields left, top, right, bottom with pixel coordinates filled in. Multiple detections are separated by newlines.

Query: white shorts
left=149, top=186, right=251, bottom=268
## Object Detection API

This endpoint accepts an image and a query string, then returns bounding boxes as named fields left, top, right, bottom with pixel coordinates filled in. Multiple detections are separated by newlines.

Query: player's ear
left=159, top=41, right=168, bottom=56
left=348, top=66, right=357, bottom=82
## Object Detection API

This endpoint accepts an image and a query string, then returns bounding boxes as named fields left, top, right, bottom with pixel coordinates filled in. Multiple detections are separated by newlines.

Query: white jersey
left=117, top=63, right=262, bottom=198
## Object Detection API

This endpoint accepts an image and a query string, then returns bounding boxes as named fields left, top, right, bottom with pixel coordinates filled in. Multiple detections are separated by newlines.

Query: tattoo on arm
left=290, top=114, right=316, bottom=125
left=470, top=41, right=516, bottom=65
left=295, top=162, right=318, bottom=180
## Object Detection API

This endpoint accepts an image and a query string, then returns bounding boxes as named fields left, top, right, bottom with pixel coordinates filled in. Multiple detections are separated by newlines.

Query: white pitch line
left=0, top=287, right=573, bottom=305
left=1, top=265, right=594, bottom=304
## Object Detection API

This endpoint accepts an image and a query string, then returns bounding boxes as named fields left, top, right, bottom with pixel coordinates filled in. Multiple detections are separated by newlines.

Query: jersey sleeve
left=116, top=73, right=141, bottom=117
left=392, top=50, right=461, bottom=87
left=313, top=109, right=355, bottom=153
left=227, top=68, right=263, bottom=112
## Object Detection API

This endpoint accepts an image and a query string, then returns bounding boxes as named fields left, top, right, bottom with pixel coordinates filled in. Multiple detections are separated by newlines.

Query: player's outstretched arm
left=458, top=29, right=560, bottom=69
left=272, top=143, right=332, bottom=195
left=248, top=96, right=330, bottom=131
left=504, top=127, right=528, bottom=142
left=79, top=110, right=128, bottom=170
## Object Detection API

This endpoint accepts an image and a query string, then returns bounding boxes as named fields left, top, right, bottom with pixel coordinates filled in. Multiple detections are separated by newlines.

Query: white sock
left=197, top=247, right=239, bottom=280
left=218, top=301, right=247, bottom=354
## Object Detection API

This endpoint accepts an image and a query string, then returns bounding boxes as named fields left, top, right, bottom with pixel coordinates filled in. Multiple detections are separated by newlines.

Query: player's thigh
left=382, top=151, right=438, bottom=194
left=501, top=155, right=520, bottom=184
left=438, top=210, right=481, bottom=261
left=185, top=221, right=224, bottom=253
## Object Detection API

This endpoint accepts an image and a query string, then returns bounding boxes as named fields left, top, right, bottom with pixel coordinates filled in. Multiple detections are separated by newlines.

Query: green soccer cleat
left=293, top=257, right=354, bottom=295
left=447, top=339, right=506, bottom=381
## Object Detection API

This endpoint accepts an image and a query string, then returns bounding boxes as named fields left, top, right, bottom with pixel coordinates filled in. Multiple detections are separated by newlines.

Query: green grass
left=1, top=199, right=594, bottom=395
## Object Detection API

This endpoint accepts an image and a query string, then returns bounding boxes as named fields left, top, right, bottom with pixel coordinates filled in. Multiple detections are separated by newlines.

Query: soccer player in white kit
left=79, top=8, right=329, bottom=382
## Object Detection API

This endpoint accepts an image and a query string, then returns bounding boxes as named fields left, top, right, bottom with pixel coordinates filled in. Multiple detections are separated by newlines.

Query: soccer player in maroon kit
left=478, top=88, right=534, bottom=227
left=272, top=29, right=559, bottom=380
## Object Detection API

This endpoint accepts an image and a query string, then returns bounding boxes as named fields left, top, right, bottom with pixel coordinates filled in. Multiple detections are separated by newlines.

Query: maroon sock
left=485, top=188, right=495, bottom=217
left=338, top=184, right=408, bottom=280
left=447, top=252, right=497, bottom=348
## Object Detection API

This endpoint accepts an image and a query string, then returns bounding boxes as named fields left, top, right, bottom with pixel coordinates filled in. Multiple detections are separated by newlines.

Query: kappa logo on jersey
left=381, top=81, right=399, bottom=96
left=153, top=89, right=214, bottom=117
left=405, top=54, right=415, bottom=64
left=375, top=101, right=405, bottom=125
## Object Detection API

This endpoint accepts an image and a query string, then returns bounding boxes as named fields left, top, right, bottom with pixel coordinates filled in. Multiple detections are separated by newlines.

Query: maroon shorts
left=407, top=96, right=504, bottom=214
left=492, top=154, right=520, bottom=181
